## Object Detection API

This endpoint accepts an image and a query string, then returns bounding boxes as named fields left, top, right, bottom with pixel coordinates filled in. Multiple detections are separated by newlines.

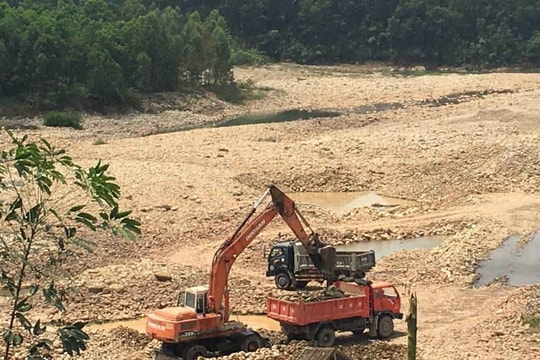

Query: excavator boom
left=207, top=185, right=336, bottom=319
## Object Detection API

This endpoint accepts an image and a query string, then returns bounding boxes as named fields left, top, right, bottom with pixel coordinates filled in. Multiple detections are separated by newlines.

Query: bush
left=208, top=81, right=269, bottom=104
left=43, top=111, right=83, bottom=129
left=231, top=49, right=272, bottom=66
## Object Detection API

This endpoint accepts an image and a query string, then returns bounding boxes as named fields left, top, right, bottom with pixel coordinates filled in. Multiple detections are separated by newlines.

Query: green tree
left=526, top=31, right=540, bottom=64
left=181, top=11, right=205, bottom=84
left=0, top=130, right=141, bottom=359
left=135, top=51, right=152, bottom=91
left=86, top=47, right=124, bottom=102
left=81, top=0, right=113, bottom=21
left=211, top=24, right=232, bottom=84
left=119, top=0, right=146, bottom=20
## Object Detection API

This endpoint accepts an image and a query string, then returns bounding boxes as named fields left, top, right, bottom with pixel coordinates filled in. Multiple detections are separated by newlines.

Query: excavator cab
left=178, top=286, right=209, bottom=314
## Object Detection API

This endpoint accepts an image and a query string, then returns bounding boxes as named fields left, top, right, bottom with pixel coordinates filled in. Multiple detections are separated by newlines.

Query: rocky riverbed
left=2, top=63, right=540, bottom=359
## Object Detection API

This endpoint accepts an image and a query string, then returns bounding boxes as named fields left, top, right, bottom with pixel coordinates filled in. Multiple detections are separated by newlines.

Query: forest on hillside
left=174, top=0, right=540, bottom=66
left=0, top=0, right=233, bottom=108
left=1, top=0, right=540, bottom=109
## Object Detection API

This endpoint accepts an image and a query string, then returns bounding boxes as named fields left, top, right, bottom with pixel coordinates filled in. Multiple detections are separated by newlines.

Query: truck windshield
left=185, top=292, right=196, bottom=309
left=270, top=248, right=284, bottom=257
left=383, top=287, right=398, bottom=298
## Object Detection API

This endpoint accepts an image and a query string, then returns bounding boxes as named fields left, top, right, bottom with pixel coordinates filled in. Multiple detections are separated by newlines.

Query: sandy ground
left=1, top=63, right=540, bottom=359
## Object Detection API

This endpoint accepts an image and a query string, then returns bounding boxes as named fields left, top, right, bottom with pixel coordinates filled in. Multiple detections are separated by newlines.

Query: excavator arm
left=207, top=185, right=336, bottom=320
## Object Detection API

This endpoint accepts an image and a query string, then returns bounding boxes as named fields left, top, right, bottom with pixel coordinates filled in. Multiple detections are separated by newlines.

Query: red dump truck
left=266, top=280, right=402, bottom=347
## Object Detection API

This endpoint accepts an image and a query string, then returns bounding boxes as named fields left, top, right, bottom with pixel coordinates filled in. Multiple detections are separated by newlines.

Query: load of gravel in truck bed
left=275, top=285, right=350, bottom=303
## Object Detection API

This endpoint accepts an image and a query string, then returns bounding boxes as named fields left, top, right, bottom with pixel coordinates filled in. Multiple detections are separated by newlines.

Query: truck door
left=374, top=286, right=400, bottom=314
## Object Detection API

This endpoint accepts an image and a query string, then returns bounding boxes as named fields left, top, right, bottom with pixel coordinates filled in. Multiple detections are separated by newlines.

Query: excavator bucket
left=317, top=244, right=336, bottom=274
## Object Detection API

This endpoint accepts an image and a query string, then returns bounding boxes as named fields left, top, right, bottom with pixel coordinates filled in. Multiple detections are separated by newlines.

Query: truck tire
left=315, top=326, right=335, bottom=347
left=182, top=345, right=208, bottom=360
left=241, top=334, right=265, bottom=352
left=377, top=315, right=394, bottom=339
left=295, top=281, right=308, bottom=289
left=275, top=272, right=293, bottom=290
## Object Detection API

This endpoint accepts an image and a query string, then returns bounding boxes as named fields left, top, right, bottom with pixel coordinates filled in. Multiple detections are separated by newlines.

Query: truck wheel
left=295, top=281, right=308, bottom=289
left=377, top=315, right=394, bottom=339
left=183, top=345, right=208, bottom=360
left=241, top=334, right=265, bottom=352
left=275, top=272, right=293, bottom=290
left=316, top=326, right=335, bottom=347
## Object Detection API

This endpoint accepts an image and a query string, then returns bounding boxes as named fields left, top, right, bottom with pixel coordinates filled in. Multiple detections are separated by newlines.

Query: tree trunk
left=407, top=292, right=418, bottom=360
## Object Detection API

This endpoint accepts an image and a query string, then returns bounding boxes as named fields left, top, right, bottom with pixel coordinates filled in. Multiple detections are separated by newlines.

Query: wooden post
left=406, top=292, right=418, bottom=360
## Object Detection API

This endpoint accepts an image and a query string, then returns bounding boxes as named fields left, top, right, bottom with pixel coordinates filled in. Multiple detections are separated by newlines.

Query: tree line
left=0, top=0, right=233, bottom=107
left=172, top=0, right=540, bottom=67
left=1, top=0, right=540, bottom=108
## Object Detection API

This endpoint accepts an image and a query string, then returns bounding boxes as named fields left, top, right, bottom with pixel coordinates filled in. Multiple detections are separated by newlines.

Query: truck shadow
left=335, top=330, right=407, bottom=346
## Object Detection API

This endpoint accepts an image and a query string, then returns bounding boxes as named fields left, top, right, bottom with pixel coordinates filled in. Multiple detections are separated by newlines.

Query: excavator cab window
left=185, top=292, right=196, bottom=309
left=177, top=291, right=185, bottom=306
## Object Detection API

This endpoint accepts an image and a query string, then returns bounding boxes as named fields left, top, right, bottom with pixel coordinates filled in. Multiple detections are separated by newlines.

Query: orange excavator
left=146, top=185, right=336, bottom=360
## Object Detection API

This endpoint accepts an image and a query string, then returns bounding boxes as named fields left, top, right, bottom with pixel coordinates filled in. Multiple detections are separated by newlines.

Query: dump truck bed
left=267, top=287, right=371, bottom=326
left=293, top=242, right=376, bottom=273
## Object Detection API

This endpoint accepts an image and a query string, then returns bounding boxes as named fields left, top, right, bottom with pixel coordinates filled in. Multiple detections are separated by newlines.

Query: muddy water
left=337, top=236, right=447, bottom=260
left=216, top=109, right=341, bottom=127
left=292, top=191, right=416, bottom=213
left=475, top=232, right=540, bottom=287
left=89, top=315, right=280, bottom=333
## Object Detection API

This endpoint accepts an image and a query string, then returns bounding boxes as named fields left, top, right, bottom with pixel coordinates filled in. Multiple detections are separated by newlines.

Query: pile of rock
left=369, top=223, right=509, bottom=287
left=62, top=260, right=207, bottom=322
left=276, top=285, right=348, bottom=303
left=213, top=341, right=406, bottom=360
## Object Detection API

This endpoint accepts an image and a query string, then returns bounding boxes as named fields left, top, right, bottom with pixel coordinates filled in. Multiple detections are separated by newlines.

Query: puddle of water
left=88, top=315, right=280, bottom=333
left=337, top=236, right=447, bottom=260
left=215, top=109, right=341, bottom=127
left=475, top=232, right=540, bottom=287
left=353, top=102, right=404, bottom=114
left=292, top=191, right=416, bottom=213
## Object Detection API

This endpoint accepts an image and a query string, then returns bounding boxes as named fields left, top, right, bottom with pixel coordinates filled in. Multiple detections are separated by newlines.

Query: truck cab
left=266, top=242, right=293, bottom=277
left=370, top=282, right=402, bottom=318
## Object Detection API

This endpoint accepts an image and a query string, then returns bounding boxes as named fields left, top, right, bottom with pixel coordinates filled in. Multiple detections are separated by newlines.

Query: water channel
left=337, top=236, right=447, bottom=260
left=212, top=90, right=514, bottom=129
left=475, top=232, right=540, bottom=287
left=215, top=109, right=341, bottom=127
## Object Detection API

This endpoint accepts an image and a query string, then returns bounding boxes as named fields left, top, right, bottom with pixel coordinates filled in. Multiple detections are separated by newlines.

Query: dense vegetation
left=1, top=0, right=539, bottom=109
left=174, top=0, right=540, bottom=67
left=0, top=0, right=233, bottom=108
